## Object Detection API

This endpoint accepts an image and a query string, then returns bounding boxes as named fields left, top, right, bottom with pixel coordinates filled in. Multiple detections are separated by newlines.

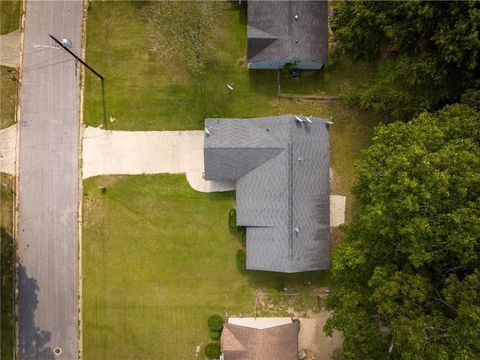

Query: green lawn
left=84, top=1, right=380, bottom=211
left=0, top=0, right=21, bottom=35
left=1, top=173, right=15, bottom=360
left=0, top=66, right=17, bottom=129
left=82, top=175, right=330, bottom=359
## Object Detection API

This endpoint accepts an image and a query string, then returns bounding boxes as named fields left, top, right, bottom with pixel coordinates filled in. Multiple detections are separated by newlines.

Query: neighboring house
left=204, top=116, right=330, bottom=273
left=247, top=1, right=329, bottom=69
left=221, top=317, right=299, bottom=360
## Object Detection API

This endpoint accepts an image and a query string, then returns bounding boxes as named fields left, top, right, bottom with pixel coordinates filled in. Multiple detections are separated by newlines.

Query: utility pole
left=48, top=34, right=104, bottom=80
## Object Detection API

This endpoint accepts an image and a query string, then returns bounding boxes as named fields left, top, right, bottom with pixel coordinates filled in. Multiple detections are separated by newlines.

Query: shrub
left=237, top=227, right=246, bottom=247
left=207, top=314, right=224, bottom=331
left=236, top=248, right=246, bottom=271
left=204, top=342, right=221, bottom=359
left=229, top=209, right=247, bottom=246
left=209, top=329, right=221, bottom=340
left=228, top=208, right=237, bottom=229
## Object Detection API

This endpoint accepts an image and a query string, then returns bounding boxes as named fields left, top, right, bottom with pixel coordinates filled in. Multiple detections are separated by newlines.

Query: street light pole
left=48, top=34, right=104, bottom=80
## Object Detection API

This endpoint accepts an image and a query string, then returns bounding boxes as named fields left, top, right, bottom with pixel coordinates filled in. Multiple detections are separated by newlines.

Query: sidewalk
left=0, top=30, right=21, bottom=67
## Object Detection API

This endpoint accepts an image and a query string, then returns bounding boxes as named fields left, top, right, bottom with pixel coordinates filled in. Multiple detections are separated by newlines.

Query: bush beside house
left=204, top=342, right=222, bottom=359
left=206, top=314, right=224, bottom=357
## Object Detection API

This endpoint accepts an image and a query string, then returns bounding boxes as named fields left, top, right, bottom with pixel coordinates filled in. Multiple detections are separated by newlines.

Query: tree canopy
left=331, top=1, right=480, bottom=120
left=325, top=105, right=480, bottom=359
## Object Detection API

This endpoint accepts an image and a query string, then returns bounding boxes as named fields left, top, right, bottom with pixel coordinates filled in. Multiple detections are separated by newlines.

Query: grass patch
left=1, top=173, right=15, bottom=360
left=279, top=50, right=376, bottom=97
left=0, top=0, right=21, bottom=35
left=0, top=66, right=17, bottom=129
left=82, top=174, right=330, bottom=359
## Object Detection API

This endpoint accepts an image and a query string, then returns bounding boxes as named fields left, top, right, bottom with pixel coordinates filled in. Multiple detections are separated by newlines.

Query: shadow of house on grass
left=18, top=265, right=54, bottom=360
left=243, top=269, right=331, bottom=292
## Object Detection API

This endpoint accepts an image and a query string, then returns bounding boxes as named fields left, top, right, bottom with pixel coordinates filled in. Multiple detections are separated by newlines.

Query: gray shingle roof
left=204, top=116, right=330, bottom=273
left=247, top=1, right=329, bottom=66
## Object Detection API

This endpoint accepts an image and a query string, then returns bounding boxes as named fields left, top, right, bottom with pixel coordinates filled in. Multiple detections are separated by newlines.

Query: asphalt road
left=18, top=1, right=83, bottom=359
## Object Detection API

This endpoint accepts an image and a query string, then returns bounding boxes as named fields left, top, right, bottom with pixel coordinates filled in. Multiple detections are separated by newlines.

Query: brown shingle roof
left=221, top=322, right=299, bottom=360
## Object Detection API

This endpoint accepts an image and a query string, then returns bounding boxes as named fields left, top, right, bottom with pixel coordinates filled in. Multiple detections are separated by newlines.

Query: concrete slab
left=0, top=124, right=16, bottom=175
left=330, top=195, right=346, bottom=227
left=298, top=311, right=342, bottom=360
left=0, top=30, right=21, bottom=67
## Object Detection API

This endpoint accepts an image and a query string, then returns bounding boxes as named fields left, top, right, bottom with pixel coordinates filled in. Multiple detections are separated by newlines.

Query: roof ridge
left=247, top=25, right=278, bottom=40
left=237, top=147, right=287, bottom=181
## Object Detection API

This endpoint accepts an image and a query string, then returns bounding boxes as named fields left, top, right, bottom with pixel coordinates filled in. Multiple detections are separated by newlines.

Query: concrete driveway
left=82, top=126, right=235, bottom=192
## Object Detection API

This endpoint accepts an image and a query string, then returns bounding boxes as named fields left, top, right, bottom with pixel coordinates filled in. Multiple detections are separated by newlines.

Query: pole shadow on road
left=18, top=265, right=54, bottom=360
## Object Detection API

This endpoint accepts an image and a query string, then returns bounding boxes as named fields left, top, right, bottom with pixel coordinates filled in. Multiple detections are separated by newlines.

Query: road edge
left=13, top=0, right=27, bottom=358
left=77, top=1, right=89, bottom=359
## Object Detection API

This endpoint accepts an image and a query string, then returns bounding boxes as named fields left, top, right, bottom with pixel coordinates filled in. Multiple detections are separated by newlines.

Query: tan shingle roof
left=221, top=322, right=299, bottom=360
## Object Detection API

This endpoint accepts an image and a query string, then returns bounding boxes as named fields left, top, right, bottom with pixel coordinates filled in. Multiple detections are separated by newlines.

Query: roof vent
left=295, top=15, right=299, bottom=21
left=294, top=227, right=300, bottom=234
left=298, top=157, right=304, bottom=162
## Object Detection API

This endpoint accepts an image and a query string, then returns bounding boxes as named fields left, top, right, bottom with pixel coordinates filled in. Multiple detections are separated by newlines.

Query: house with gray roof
left=247, top=1, right=329, bottom=69
left=204, top=115, right=330, bottom=273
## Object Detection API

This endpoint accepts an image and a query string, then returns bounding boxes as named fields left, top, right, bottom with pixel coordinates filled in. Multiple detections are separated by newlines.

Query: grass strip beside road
left=0, top=66, right=17, bottom=129
left=0, top=0, right=21, bottom=35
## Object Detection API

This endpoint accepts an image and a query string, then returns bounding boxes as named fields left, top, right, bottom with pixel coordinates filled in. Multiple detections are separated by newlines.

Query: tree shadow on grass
left=232, top=1, right=247, bottom=25
left=18, top=265, right=54, bottom=360
left=1, top=228, right=15, bottom=359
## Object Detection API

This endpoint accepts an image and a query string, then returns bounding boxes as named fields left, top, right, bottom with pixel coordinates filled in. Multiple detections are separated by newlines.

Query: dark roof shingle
left=204, top=116, right=330, bottom=273
left=247, top=1, right=329, bottom=66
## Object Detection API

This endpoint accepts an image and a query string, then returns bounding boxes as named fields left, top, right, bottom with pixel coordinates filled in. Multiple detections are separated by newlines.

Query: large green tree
left=325, top=105, right=480, bottom=359
left=332, top=1, right=480, bottom=120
